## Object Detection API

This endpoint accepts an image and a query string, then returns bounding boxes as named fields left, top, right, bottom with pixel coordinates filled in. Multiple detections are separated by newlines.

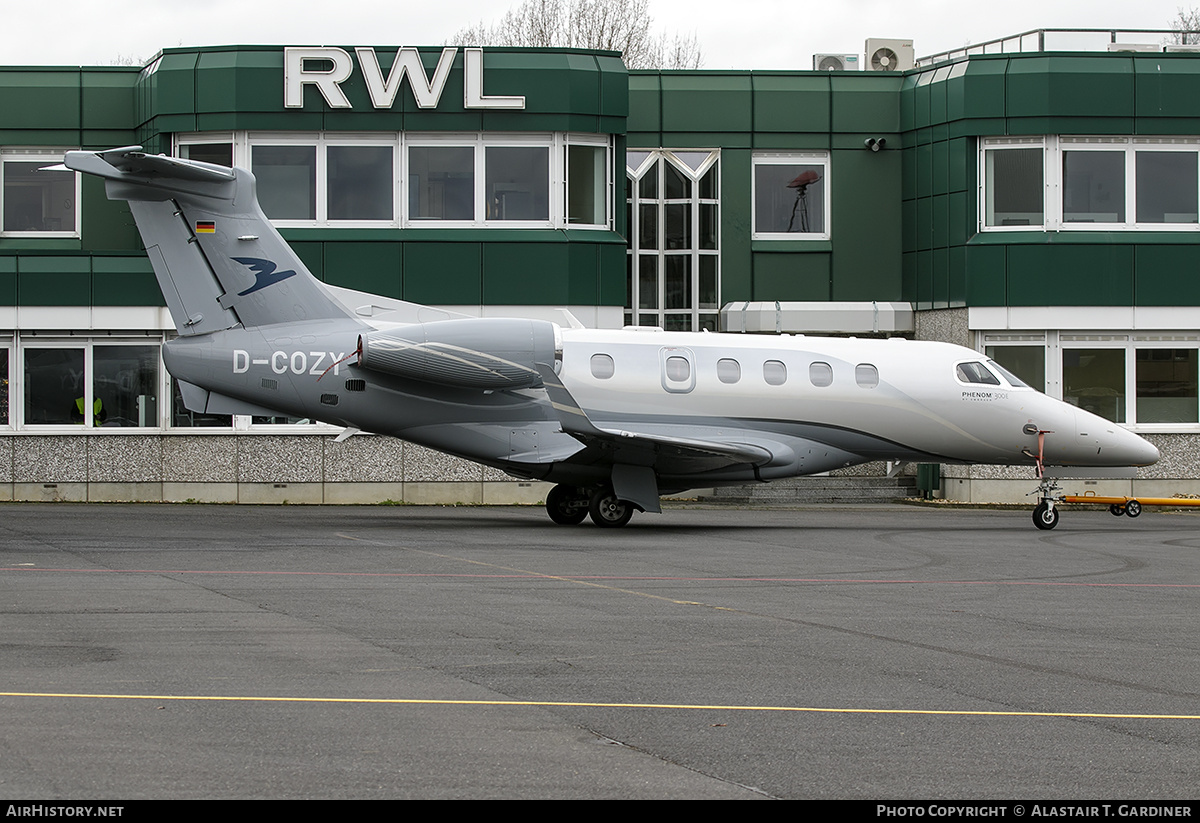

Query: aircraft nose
left=1074, top=410, right=1160, bottom=467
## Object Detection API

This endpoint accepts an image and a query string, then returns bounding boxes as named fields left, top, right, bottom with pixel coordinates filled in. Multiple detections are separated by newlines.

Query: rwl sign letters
left=284, top=47, right=526, bottom=110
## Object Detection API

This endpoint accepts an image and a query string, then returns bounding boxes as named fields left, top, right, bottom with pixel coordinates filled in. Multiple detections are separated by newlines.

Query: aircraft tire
left=1125, top=500, right=1142, bottom=518
left=1033, top=502, right=1059, bottom=530
left=1109, top=504, right=1125, bottom=516
left=546, top=484, right=588, bottom=525
left=589, top=489, right=633, bottom=528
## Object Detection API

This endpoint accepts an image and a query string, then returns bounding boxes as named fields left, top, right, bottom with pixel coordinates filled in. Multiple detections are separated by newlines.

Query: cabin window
left=717, top=358, right=741, bottom=384
left=590, top=354, right=615, bottom=379
left=955, top=362, right=1001, bottom=385
left=809, top=361, right=833, bottom=387
left=763, top=360, right=787, bottom=386
left=665, top=356, right=690, bottom=382
left=855, top=364, right=879, bottom=389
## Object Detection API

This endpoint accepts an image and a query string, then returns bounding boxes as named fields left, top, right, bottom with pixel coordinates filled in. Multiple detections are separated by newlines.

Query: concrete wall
left=0, top=434, right=550, bottom=505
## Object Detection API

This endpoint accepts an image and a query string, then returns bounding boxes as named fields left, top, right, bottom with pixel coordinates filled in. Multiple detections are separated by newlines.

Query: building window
left=0, top=150, right=79, bottom=237
left=408, top=145, right=474, bottom=220
left=485, top=145, right=549, bottom=221
left=1136, top=349, right=1198, bottom=424
left=985, top=345, right=1046, bottom=392
left=983, top=144, right=1044, bottom=228
left=566, top=142, right=608, bottom=226
left=752, top=153, right=829, bottom=239
left=24, top=347, right=85, bottom=426
left=625, top=149, right=720, bottom=331
left=327, top=145, right=394, bottom=221
left=1064, top=348, right=1126, bottom=424
left=253, top=145, right=317, bottom=220
left=23, top=344, right=162, bottom=428
left=175, top=132, right=610, bottom=230
left=981, top=136, right=1200, bottom=231
left=0, top=346, right=10, bottom=426
left=1063, top=149, right=1125, bottom=224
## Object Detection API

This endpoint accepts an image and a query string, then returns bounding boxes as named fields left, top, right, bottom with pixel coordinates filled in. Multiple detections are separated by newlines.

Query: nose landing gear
left=1027, top=427, right=1064, bottom=530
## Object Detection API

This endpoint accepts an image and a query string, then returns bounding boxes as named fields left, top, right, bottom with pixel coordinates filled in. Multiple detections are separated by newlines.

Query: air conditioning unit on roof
left=813, top=53, right=860, bottom=71
left=865, top=38, right=914, bottom=71
left=1165, top=44, right=1200, bottom=52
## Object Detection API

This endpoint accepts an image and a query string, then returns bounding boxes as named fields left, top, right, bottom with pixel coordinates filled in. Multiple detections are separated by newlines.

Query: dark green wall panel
left=661, top=74, right=751, bottom=134
left=0, top=257, right=16, bottom=306
left=17, top=256, right=90, bottom=306
left=1006, top=244, right=1133, bottom=306
left=752, top=252, right=830, bottom=300
left=403, top=243, right=481, bottom=304
left=482, top=242, right=569, bottom=304
left=323, top=242, right=402, bottom=299
left=752, top=74, right=830, bottom=133
left=830, top=149, right=902, bottom=301
left=92, top=256, right=162, bottom=306
left=1134, top=245, right=1200, bottom=304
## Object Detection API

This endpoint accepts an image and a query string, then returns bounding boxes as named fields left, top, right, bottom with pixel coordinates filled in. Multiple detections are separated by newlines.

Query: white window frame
left=173, top=131, right=612, bottom=230
left=0, top=148, right=82, bottom=239
left=980, top=136, right=1200, bottom=233
left=0, top=340, right=12, bottom=429
left=981, top=331, right=1200, bottom=433
left=564, top=133, right=612, bottom=229
left=625, top=149, right=721, bottom=331
left=751, top=152, right=831, bottom=241
left=16, top=337, right=169, bottom=431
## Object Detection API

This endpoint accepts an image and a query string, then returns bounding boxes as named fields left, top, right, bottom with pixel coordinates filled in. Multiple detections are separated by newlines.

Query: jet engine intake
left=358, top=317, right=560, bottom=390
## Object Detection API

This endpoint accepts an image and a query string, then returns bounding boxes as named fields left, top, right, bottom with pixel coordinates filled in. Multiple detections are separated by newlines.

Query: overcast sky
left=0, top=0, right=1193, bottom=68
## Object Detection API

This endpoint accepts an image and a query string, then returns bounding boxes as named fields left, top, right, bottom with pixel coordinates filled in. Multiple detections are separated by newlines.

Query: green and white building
left=2, top=31, right=1198, bottom=503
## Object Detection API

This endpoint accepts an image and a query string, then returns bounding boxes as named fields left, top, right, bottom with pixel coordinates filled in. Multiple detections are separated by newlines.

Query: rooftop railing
left=917, top=28, right=1200, bottom=67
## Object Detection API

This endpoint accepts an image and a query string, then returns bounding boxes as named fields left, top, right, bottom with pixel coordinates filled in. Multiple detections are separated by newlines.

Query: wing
left=536, top=364, right=772, bottom=475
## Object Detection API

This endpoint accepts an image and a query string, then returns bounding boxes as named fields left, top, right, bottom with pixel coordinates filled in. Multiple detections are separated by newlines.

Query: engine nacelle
left=358, top=317, right=560, bottom=390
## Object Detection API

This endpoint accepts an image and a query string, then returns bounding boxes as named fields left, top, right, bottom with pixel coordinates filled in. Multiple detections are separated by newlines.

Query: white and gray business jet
left=61, top=147, right=1160, bottom=530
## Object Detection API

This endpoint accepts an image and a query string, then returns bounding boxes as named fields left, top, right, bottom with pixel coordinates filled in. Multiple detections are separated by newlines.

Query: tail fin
left=64, top=147, right=355, bottom=334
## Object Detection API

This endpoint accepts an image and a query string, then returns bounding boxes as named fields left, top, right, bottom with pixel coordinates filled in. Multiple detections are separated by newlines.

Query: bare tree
left=452, top=0, right=702, bottom=70
left=1166, top=6, right=1200, bottom=44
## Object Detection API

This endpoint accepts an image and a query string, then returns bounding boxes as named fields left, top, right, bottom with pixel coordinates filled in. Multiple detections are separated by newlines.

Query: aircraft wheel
left=1125, top=500, right=1142, bottom=518
left=589, top=488, right=634, bottom=528
left=546, top=484, right=588, bottom=525
left=1033, top=501, right=1059, bottom=530
left=1109, top=504, right=1126, bottom=516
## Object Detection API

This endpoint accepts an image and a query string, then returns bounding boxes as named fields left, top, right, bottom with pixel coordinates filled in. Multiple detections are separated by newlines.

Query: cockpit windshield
left=955, top=361, right=1001, bottom=385
left=986, top=359, right=1031, bottom=389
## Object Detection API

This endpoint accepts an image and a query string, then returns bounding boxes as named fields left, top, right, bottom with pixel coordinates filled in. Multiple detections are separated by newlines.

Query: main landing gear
left=545, top=484, right=638, bottom=528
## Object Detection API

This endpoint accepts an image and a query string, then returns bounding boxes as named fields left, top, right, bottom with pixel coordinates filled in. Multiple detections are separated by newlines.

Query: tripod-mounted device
left=786, top=169, right=821, bottom=233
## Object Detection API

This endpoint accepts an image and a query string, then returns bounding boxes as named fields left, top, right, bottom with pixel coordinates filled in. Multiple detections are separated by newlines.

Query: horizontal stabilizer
left=64, top=147, right=357, bottom=332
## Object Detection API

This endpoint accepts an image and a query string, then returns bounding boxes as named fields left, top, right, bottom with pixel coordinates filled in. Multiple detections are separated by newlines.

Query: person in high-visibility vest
left=72, top=397, right=106, bottom=426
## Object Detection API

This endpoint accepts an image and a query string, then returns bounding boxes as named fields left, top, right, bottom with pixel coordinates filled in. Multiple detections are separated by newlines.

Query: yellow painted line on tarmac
left=1, top=691, right=1198, bottom=720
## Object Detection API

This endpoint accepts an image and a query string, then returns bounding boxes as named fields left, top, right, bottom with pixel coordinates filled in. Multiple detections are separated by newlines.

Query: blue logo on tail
left=232, top=257, right=298, bottom=296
